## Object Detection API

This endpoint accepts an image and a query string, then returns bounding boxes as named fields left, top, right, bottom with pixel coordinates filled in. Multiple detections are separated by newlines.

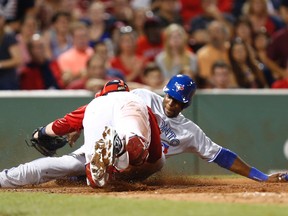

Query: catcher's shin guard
left=86, top=126, right=129, bottom=188
left=126, top=135, right=149, bottom=166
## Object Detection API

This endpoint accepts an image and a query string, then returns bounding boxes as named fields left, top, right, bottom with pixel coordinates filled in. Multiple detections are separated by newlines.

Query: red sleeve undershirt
left=52, top=105, right=87, bottom=136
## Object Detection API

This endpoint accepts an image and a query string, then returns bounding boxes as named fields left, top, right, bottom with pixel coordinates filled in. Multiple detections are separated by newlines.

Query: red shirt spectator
left=110, top=26, right=146, bottom=83
left=136, top=35, right=163, bottom=62
left=110, top=55, right=145, bottom=83
left=136, top=17, right=164, bottom=62
left=267, top=27, right=288, bottom=69
left=20, top=60, right=63, bottom=89
left=19, top=34, right=63, bottom=90
left=272, top=79, right=288, bottom=88
left=180, top=0, right=233, bottom=27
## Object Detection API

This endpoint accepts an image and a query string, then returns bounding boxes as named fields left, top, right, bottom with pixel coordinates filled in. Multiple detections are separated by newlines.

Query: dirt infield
left=2, top=176, right=288, bottom=205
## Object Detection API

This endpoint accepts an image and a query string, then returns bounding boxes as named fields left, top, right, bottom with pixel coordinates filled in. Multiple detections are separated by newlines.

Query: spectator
left=189, top=0, right=235, bottom=43
left=197, top=21, right=235, bottom=85
left=242, top=0, right=285, bottom=36
left=132, top=7, right=150, bottom=37
left=110, top=26, right=146, bottom=83
left=179, top=65, right=211, bottom=89
left=16, top=15, right=38, bottom=71
left=210, top=60, right=233, bottom=88
left=93, top=41, right=126, bottom=78
left=57, top=21, right=94, bottom=87
left=228, top=37, right=267, bottom=88
left=43, top=11, right=73, bottom=60
left=0, top=0, right=36, bottom=33
left=34, top=0, right=60, bottom=31
left=66, top=53, right=124, bottom=92
left=271, top=65, right=288, bottom=88
left=0, top=10, right=22, bottom=90
left=232, top=0, right=246, bottom=18
left=53, top=0, right=83, bottom=21
left=142, top=62, right=165, bottom=90
left=233, top=16, right=258, bottom=61
left=179, top=0, right=203, bottom=28
left=109, top=21, right=127, bottom=56
left=253, top=28, right=285, bottom=86
left=86, top=1, right=112, bottom=48
left=19, top=34, right=63, bottom=90
left=269, top=0, right=288, bottom=88
left=267, top=0, right=288, bottom=70
left=187, top=27, right=210, bottom=53
left=154, top=0, right=183, bottom=28
left=180, top=0, right=234, bottom=28
left=93, top=41, right=113, bottom=68
left=234, top=17, right=254, bottom=48
left=136, top=16, right=164, bottom=62
left=110, top=0, right=134, bottom=25
left=185, top=0, right=234, bottom=53
left=155, top=24, right=198, bottom=81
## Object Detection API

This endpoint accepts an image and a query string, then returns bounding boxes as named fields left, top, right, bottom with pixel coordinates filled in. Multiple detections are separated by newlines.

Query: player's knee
left=126, top=135, right=149, bottom=166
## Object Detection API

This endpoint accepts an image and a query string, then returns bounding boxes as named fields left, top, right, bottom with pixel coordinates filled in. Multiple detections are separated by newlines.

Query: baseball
left=283, top=139, right=288, bottom=160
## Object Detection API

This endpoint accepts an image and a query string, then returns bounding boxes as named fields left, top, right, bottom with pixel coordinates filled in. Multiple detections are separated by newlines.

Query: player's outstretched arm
left=33, top=105, right=87, bottom=143
left=28, top=104, right=87, bottom=157
left=213, top=148, right=288, bottom=183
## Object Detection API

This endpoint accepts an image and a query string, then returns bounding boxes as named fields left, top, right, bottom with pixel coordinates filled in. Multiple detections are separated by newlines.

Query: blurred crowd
left=0, top=0, right=288, bottom=93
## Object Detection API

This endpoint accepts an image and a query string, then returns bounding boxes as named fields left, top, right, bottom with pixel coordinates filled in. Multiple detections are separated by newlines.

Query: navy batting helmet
left=163, top=74, right=196, bottom=108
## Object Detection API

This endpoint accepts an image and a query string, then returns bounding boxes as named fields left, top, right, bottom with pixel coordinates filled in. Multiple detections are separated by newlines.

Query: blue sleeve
left=213, top=148, right=237, bottom=169
left=214, top=148, right=268, bottom=181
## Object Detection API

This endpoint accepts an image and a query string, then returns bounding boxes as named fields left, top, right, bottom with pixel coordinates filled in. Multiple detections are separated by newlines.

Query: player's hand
left=67, top=131, right=81, bottom=147
left=266, top=173, right=288, bottom=182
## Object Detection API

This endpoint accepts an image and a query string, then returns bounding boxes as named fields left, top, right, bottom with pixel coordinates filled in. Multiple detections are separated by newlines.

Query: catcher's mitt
left=26, top=127, right=68, bottom=157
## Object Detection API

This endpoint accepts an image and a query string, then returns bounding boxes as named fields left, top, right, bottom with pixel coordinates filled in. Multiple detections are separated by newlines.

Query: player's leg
left=83, top=97, right=118, bottom=187
left=0, top=154, right=85, bottom=187
left=82, top=97, right=114, bottom=162
left=114, top=100, right=151, bottom=166
left=83, top=94, right=153, bottom=187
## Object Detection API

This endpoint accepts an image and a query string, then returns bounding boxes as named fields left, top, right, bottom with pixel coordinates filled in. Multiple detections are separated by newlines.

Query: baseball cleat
left=87, top=126, right=129, bottom=188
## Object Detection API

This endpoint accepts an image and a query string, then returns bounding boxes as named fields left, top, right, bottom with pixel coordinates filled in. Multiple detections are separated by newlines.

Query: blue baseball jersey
left=132, top=89, right=221, bottom=161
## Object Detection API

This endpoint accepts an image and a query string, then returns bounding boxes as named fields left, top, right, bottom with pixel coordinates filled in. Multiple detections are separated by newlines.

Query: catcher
left=0, top=80, right=163, bottom=188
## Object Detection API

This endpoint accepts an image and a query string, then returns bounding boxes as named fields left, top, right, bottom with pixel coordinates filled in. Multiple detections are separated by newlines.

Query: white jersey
left=132, top=89, right=221, bottom=161
left=82, top=91, right=151, bottom=163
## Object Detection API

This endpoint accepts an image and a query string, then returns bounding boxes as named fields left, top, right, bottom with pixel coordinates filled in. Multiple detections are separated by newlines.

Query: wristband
left=248, top=167, right=268, bottom=181
left=38, top=126, right=47, bottom=138
left=279, top=173, right=288, bottom=181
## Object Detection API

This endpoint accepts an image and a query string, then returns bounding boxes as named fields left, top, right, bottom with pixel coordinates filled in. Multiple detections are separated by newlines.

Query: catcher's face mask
left=95, top=80, right=130, bottom=97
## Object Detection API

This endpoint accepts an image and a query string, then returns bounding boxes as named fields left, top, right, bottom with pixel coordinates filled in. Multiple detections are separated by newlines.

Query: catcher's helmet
left=95, top=79, right=129, bottom=97
left=163, top=74, right=196, bottom=108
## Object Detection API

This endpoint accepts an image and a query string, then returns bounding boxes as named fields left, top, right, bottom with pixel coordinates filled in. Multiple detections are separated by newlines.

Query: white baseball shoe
left=86, top=126, right=129, bottom=188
